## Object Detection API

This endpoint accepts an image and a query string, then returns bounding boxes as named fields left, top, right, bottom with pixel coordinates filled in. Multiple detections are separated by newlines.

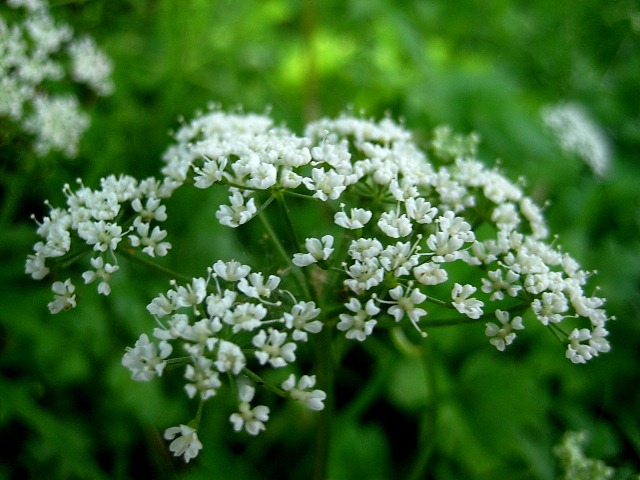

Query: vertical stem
left=301, top=0, right=320, bottom=123
left=313, top=324, right=334, bottom=480
left=407, top=342, right=438, bottom=480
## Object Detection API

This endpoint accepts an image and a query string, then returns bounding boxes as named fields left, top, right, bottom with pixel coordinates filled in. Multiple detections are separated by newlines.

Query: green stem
left=241, top=368, right=288, bottom=398
left=117, top=248, right=193, bottom=283
left=313, top=324, right=334, bottom=480
left=407, top=341, right=437, bottom=480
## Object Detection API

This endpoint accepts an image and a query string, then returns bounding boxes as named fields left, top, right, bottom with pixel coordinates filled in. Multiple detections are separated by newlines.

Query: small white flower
left=223, top=302, right=267, bottom=333
left=337, top=297, right=379, bottom=341
left=212, top=259, right=251, bottom=281
left=164, top=425, right=202, bottom=463
left=485, top=310, right=524, bottom=351
left=292, top=235, right=334, bottom=267
left=302, top=167, right=348, bottom=201
left=388, top=284, right=428, bottom=335
left=184, top=355, right=221, bottom=400
left=122, top=333, right=172, bottom=382
left=252, top=328, right=297, bottom=367
left=215, top=340, right=246, bottom=374
left=413, top=262, right=448, bottom=285
left=565, top=328, right=593, bottom=364
left=377, top=210, right=412, bottom=238
left=283, top=301, right=323, bottom=342
left=82, top=256, right=119, bottom=295
left=229, top=384, right=270, bottom=435
left=281, top=374, right=327, bottom=411
left=47, top=279, right=76, bottom=313
left=451, top=283, right=484, bottom=319
left=334, top=203, right=372, bottom=229
left=343, top=258, right=385, bottom=294
left=193, top=156, right=229, bottom=188
left=216, top=191, right=257, bottom=227
left=237, top=272, right=281, bottom=300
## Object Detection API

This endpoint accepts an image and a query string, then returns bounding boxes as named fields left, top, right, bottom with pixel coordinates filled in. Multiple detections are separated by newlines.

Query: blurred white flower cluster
left=541, top=102, right=611, bottom=177
left=0, top=0, right=113, bottom=157
left=27, top=107, right=612, bottom=462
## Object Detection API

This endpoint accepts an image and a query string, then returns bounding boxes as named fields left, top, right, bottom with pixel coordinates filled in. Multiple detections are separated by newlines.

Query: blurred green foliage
left=1, top=0, right=639, bottom=479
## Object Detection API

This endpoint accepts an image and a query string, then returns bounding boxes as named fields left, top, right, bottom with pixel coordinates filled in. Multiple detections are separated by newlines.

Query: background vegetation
left=1, top=0, right=639, bottom=478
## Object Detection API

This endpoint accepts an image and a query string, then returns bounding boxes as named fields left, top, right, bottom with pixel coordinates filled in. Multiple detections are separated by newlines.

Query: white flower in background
left=67, top=36, right=114, bottom=96
left=0, top=0, right=114, bottom=157
left=23, top=95, right=89, bottom=157
left=164, top=425, right=203, bottom=463
left=541, top=102, right=611, bottom=177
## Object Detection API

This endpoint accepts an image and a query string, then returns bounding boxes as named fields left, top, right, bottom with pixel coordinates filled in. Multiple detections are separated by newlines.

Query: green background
left=1, top=0, right=639, bottom=478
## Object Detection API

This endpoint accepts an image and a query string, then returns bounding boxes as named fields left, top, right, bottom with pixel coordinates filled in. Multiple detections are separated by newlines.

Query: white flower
left=147, top=292, right=175, bottom=318
left=193, top=156, right=229, bottom=188
left=413, top=262, right=448, bottom=285
left=405, top=197, right=437, bottom=224
left=292, top=235, right=334, bottom=267
left=77, top=220, right=123, bottom=252
left=212, top=259, right=251, bottom=281
left=173, top=277, right=208, bottom=309
left=565, top=328, right=594, bottom=364
left=302, top=167, right=348, bottom=201
left=485, top=310, right=524, bottom=351
left=281, top=374, right=326, bottom=411
left=388, top=284, right=428, bottom=335
left=223, top=302, right=267, bottom=333
left=128, top=219, right=172, bottom=257
left=164, top=425, right=202, bottom=463
left=380, top=241, right=420, bottom=277
left=184, top=355, right=221, bottom=400
left=541, top=102, right=611, bottom=177
left=215, top=340, right=246, bottom=374
left=47, top=279, right=76, bottom=313
left=377, top=210, right=412, bottom=238
left=216, top=191, right=257, bottom=227
left=337, top=297, right=379, bottom=341
left=343, top=258, right=385, bottom=294
left=67, top=36, right=114, bottom=96
left=82, top=256, right=119, bottom=295
left=480, top=268, right=521, bottom=301
left=451, top=283, right=484, bottom=319
left=237, top=272, right=281, bottom=300
left=334, top=203, right=372, bottom=229
left=131, top=197, right=167, bottom=223
left=283, top=301, right=323, bottom=342
left=122, top=333, right=172, bottom=382
left=23, top=95, right=90, bottom=157
left=229, top=384, right=270, bottom=435
left=252, top=328, right=297, bottom=367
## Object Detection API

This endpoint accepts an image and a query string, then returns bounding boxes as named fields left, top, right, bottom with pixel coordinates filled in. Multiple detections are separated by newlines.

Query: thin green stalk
left=313, top=325, right=333, bottom=480
left=407, top=341, right=438, bottom=480
left=117, top=248, right=193, bottom=283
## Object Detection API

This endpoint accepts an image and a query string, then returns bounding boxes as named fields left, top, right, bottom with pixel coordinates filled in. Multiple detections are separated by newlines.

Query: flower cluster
left=541, top=102, right=611, bottom=177
left=27, top=106, right=611, bottom=462
left=0, top=0, right=113, bottom=157
left=25, top=174, right=178, bottom=312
